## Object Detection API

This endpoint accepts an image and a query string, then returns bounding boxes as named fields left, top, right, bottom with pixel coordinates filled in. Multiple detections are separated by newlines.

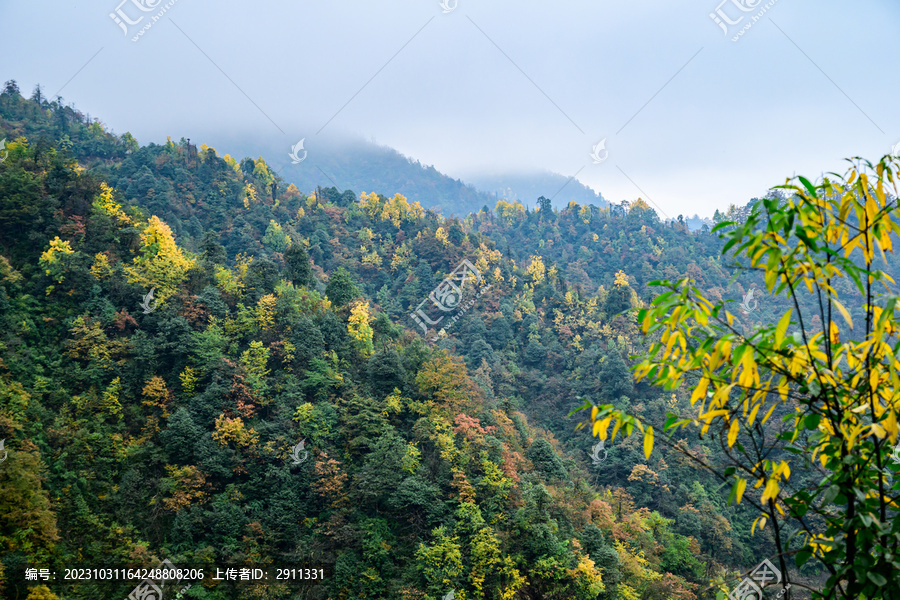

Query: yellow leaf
left=610, top=419, right=623, bottom=443
left=883, top=410, right=898, bottom=444
left=761, top=402, right=779, bottom=425
left=775, top=310, right=792, bottom=346
left=728, top=419, right=740, bottom=447
left=595, top=416, right=613, bottom=440
left=832, top=299, right=853, bottom=330
left=591, top=406, right=599, bottom=422
left=735, top=478, right=746, bottom=504
left=700, top=409, right=730, bottom=420
left=778, top=377, right=789, bottom=401
left=738, top=347, right=757, bottom=388
left=691, top=378, right=709, bottom=406
left=643, top=426, right=654, bottom=459
left=748, top=402, right=762, bottom=426
left=761, top=478, right=780, bottom=504
left=752, top=516, right=768, bottom=535
left=664, top=331, right=679, bottom=358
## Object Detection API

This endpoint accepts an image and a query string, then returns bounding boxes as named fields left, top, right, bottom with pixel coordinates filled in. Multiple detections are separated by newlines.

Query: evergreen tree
left=283, top=244, right=313, bottom=287
left=200, top=231, right=227, bottom=265
left=325, top=266, right=359, bottom=306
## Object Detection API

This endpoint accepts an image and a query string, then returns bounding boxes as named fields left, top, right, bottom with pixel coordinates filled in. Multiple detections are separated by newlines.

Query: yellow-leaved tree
left=125, top=216, right=195, bottom=304
left=92, top=182, right=131, bottom=226
left=525, top=255, right=546, bottom=285
left=38, top=237, right=75, bottom=294
left=348, top=301, right=374, bottom=358
left=575, top=155, right=900, bottom=600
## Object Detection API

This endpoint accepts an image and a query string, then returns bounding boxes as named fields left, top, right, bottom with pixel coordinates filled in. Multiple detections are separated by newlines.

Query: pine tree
left=325, top=267, right=358, bottom=306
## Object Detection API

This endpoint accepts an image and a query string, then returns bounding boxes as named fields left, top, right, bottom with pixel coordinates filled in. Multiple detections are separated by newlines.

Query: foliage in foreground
left=579, top=156, right=900, bottom=599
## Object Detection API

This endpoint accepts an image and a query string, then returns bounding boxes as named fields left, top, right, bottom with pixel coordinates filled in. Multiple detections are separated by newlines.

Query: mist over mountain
left=203, top=133, right=609, bottom=217
left=462, top=170, right=608, bottom=210
left=203, top=134, right=497, bottom=217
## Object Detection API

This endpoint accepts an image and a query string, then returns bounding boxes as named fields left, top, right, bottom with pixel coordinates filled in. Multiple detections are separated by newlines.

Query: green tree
left=121, top=132, right=139, bottom=154
left=416, top=526, right=464, bottom=596
left=262, top=219, right=289, bottom=252
left=283, top=243, right=313, bottom=287
left=240, top=340, right=270, bottom=396
left=0, top=436, right=59, bottom=562
left=200, top=231, right=227, bottom=265
left=325, top=267, right=358, bottom=307
left=525, top=438, right=567, bottom=481
left=536, top=196, right=553, bottom=221
left=598, top=349, right=632, bottom=403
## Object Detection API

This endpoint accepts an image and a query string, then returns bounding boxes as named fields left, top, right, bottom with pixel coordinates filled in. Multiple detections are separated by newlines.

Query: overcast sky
left=2, top=0, right=898, bottom=217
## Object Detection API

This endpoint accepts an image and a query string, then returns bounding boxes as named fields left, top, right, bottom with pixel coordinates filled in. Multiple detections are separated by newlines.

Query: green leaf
left=567, top=399, right=592, bottom=416
left=876, top=296, right=898, bottom=330
left=805, top=413, right=821, bottom=430
left=664, top=413, right=679, bottom=429
left=823, top=485, right=840, bottom=505
left=796, top=549, right=812, bottom=567
left=722, top=236, right=739, bottom=255
left=867, top=572, right=887, bottom=587
left=798, top=176, right=818, bottom=196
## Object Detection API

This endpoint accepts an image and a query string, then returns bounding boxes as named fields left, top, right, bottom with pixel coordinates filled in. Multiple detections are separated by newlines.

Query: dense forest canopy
left=0, top=81, right=897, bottom=600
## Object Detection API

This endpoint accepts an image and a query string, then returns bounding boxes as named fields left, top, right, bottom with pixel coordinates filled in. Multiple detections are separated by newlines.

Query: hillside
left=248, top=137, right=502, bottom=219
left=0, top=81, right=871, bottom=600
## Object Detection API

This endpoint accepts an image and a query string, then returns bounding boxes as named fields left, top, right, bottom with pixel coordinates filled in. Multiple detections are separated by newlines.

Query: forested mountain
left=4, top=80, right=890, bottom=600
left=257, top=138, right=501, bottom=219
